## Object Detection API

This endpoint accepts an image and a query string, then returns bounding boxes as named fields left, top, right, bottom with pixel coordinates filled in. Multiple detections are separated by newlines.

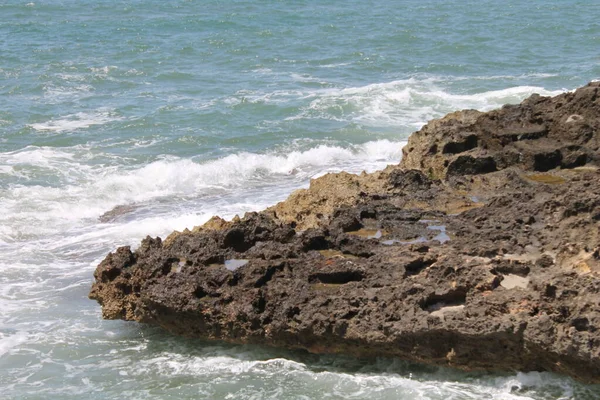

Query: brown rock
left=89, top=83, right=600, bottom=383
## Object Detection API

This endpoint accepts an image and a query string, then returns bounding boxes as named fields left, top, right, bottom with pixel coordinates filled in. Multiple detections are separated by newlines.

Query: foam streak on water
left=1, top=0, right=599, bottom=398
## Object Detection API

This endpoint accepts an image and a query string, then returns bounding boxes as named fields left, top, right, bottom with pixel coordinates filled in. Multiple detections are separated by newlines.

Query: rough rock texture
left=90, top=83, right=600, bottom=383
left=402, top=85, right=600, bottom=179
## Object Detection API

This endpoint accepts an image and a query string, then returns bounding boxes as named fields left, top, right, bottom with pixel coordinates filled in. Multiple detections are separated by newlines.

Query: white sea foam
left=0, top=140, right=404, bottom=243
left=56, top=73, right=88, bottom=82
left=451, top=73, right=559, bottom=81
left=413, top=85, right=564, bottom=111
left=89, top=140, right=397, bottom=203
left=90, top=66, right=118, bottom=76
left=123, top=68, right=145, bottom=76
left=290, top=73, right=327, bottom=84
left=0, top=331, right=29, bottom=358
left=0, top=146, right=77, bottom=165
left=318, top=62, right=351, bottom=68
left=296, top=79, right=565, bottom=128
left=224, top=89, right=305, bottom=106
left=102, top=350, right=575, bottom=400
left=42, top=83, right=94, bottom=102
left=134, top=354, right=308, bottom=378
left=251, top=67, right=274, bottom=74
left=28, top=109, right=123, bottom=133
left=0, top=165, right=14, bottom=175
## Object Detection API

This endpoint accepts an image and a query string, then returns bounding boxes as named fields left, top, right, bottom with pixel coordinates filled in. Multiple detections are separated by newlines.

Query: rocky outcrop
left=401, top=85, right=600, bottom=179
left=90, top=83, right=600, bottom=383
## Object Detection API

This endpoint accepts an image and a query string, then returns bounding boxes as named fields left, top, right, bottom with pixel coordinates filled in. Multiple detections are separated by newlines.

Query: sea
left=1, top=1, right=599, bottom=399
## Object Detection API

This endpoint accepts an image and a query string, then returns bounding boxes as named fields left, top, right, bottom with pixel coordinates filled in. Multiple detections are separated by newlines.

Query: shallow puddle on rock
left=429, top=304, right=465, bottom=319
left=526, top=174, right=566, bottom=184
left=224, top=259, right=249, bottom=271
left=572, top=166, right=599, bottom=173
left=427, top=225, right=450, bottom=244
left=170, top=259, right=187, bottom=273
left=318, top=250, right=358, bottom=259
left=347, top=229, right=384, bottom=239
left=381, top=237, right=428, bottom=246
left=414, top=220, right=452, bottom=244
left=503, top=249, right=542, bottom=263
left=500, top=274, right=530, bottom=289
left=311, top=282, right=343, bottom=292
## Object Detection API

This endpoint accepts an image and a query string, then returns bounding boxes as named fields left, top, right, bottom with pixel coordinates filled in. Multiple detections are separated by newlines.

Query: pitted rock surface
left=90, top=83, right=600, bottom=383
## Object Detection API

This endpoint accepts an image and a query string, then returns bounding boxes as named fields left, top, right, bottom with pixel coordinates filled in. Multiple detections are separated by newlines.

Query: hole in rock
left=103, top=267, right=121, bottom=282
left=359, top=209, right=377, bottom=219
left=447, top=155, right=496, bottom=176
left=193, top=287, right=207, bottom=299
left=302, top=232, right=329, bottom=251
left=571, top=317, right=590, bottom=332
left=544, top=284, right=557, bottom=298
left=254, top=264, right=285, bottom=288
left=223, top=228, right=252, bottom=252
left=421, top=289, right=467, bottom=312
left=115, top=282, right=132, bottom=295
left=494, top=262, right=531, bottom=277
left=254, top=294, right=266, bottom=314
left=404, top=257, right=436, bottom=276
left=442, top=135, right=478, bottom=154
left=533, top=151, right=562, bottom=172
left=310, top=270, right=365, bottom=285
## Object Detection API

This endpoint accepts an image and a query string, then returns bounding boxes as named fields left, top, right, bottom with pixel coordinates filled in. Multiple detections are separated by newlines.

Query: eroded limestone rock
left=90, top=83, right=600, bottom=383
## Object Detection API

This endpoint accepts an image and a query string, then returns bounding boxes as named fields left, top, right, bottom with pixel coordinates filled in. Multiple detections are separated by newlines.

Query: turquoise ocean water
left=1, top=1, right=599, bottom=398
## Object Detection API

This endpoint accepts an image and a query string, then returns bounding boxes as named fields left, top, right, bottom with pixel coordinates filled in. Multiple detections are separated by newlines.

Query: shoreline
left=90, top=83, right=600, bottom=383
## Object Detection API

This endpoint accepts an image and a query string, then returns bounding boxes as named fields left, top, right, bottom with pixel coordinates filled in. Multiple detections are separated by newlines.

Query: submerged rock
left=98, top=204, right=138, bottom=223
left=89, top=83, right=600, bottom=383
